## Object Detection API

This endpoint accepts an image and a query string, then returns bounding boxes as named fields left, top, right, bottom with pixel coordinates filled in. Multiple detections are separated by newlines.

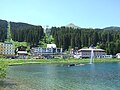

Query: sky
left=0, top=0, right=120, bottom=28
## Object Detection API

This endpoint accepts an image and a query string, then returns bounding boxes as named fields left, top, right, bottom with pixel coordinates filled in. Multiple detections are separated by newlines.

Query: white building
left=47, top=44, right=56, bottom=48
left=17, top=51, right=28, bottom=59
left=116, top=53, right=120, bottom=58
left=31, top=45, right=62, bottom=56
left=78, top=48, right=112, bottom=58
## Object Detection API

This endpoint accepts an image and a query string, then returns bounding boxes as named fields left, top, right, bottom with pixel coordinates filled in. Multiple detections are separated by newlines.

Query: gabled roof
left=17, top=51, right=27, bottom=54
left=116, top=53, right=120, bottom=55
left=79, top=48, right=105, bottom=51
left=47, top=44, right=56, bottom=48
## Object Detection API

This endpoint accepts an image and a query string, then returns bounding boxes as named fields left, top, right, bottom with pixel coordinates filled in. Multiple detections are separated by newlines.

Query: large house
left=70, top=47, right=112, bottom=58
left=16, top=46, right=28, bottom=59
left=0, top=42, right=15, bottom=56
left=31, top=44, right=63, bottom=56
left=116, top=53, right=120, bottom=58
left=78, top=48, right=106, bottom=58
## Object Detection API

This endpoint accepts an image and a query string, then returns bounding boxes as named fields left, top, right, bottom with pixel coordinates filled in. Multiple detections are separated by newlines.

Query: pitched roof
left=17, top=51, right=27, bottom=54
left=79, top=48, right=105, bottom=51
left=116, top=53, right=120, bottom=55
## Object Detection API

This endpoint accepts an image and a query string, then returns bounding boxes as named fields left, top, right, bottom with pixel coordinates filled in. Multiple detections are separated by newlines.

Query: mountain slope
left=104, top=26, right=120, bottom=31
left=65, top=23, right=80, bottom=29
left=0, top=19, right=44, bottom=45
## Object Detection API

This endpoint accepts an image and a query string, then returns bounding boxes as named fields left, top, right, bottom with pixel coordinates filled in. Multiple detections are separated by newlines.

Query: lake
left=1, top=62, right=120, bottom=90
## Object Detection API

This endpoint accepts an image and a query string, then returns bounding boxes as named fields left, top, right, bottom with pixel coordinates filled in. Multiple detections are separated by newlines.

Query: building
left=16, top=46, right=28, bottom=59
left=0, top=42, right=15, bottom=56
left=47, top=44, right=56, bottom=48
left=31, top=44, right=62, bottom=57
left=31, top=47, right=62, bottom=56
left=78, top=48, right=106, bottom=58
left=17, top=51, right=28, bottom=59
left=78, top=48, right=112, bottom=58
left=116, top=53, right=120, bottom=58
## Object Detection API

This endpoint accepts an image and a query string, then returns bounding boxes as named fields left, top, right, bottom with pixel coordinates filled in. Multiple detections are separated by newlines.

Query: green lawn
left=0, top=58, right=120, bottom=65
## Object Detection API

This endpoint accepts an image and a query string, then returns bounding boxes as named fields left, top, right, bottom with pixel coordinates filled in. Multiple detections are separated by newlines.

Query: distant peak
left=65, top=23, right=80, bottom=29
left=104, top=26, right=120, bottom=31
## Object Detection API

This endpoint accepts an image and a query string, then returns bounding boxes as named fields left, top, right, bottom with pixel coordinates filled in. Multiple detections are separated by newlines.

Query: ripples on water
left=1, top=63, right=120, bottom=90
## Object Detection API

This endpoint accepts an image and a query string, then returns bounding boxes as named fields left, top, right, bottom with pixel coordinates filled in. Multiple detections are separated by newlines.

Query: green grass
left=0, top=60, right=7, bottom=79
left=0, top=58, right=120, bottom=66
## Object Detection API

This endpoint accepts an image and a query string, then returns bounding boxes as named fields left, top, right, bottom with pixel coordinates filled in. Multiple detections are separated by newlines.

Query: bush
left=0, top=61, right=7, bottom=79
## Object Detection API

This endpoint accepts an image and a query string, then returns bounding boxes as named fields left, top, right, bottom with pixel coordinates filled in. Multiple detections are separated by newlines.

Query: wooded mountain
left=0, top=19, right=120, bottom=54
left=0, top=19, right=44, bottom=46
left=0, top=19, right=7, bottom=42
left=51, top=26, right=120, bottom=55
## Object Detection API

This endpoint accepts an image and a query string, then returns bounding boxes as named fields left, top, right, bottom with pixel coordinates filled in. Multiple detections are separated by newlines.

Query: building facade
left=78, top=48, right=106, bottom=58
left=31, top=44, right=62, bottom=56
left=31, top=47, right=62, bottom=56
left=16, top=46, right=28, bottom=59
left=0, top=43, right=15, bottom=56
left=116, top=53, right=120, bottom=58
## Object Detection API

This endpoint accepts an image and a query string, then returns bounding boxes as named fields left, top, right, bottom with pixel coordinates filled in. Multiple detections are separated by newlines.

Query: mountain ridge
left=0, top=19, right=120, bottom=31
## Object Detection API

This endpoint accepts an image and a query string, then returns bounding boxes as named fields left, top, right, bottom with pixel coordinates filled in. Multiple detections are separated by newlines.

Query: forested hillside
left=0, top=19, right=44, bottom=45
left=51, top=27, right=120, bottom=55
left=10, top=22, right=44, bottom=45
left=0, top=19, right=120, bottom=55
left=0, top=20, right=7, bottom=42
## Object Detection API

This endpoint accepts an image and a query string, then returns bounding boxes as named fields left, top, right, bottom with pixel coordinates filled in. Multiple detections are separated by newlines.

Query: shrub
left=0, top=61, right=7, bottom=79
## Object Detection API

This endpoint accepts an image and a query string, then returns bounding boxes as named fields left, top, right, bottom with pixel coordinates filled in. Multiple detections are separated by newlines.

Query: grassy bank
left=0, top=60, right=7, bottom=80
left=0, top=58, right=120, bottom=65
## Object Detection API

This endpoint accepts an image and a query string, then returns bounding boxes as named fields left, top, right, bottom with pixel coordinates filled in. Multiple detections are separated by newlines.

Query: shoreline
left=0, top=58, right=120, bottom=66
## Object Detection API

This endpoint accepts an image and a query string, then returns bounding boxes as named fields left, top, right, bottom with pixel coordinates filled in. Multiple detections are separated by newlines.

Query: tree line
left=50, top=27, right=120, bottom=55
left=0, top=19, right=120, bottom=55
left=0, top=20, right=44, bottom=46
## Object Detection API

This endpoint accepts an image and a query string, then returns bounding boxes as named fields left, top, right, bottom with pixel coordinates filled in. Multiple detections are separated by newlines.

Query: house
left=31, top=44, right=63, bottom=57
left=31, top=47, right=62, bottom=56
left=116, top=53, right=120, bottom=58
left=47, top=44, right=56, bottom=48
left=0, top=42, right=15, bottom=56
left=78, top=48, right=113, bottom=58
left=17, top=51, right=28, bottom=59
left=16, top=46, right=28, bottom=59
left=78, top=48, right=106, bottom=58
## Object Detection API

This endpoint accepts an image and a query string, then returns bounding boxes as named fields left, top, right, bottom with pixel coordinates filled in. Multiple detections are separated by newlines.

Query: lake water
left=1, top=63, right=120, bottom=90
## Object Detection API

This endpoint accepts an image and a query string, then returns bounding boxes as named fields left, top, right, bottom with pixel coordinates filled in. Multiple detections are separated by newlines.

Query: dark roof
left=4, top=42, right=13, bottom=44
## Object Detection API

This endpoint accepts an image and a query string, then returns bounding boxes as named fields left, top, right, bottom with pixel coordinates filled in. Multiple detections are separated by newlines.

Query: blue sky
left=0, top=0, right=120, bottom=28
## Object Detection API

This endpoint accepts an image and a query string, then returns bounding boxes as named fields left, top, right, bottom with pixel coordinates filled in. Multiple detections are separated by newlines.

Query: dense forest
left=0, top=19, right=120, bottom=55
left=0, top=19, right=44, bottom=46
left=0, top=20, right=7, bottom=42
left=51, top=27, right=120, bottom=55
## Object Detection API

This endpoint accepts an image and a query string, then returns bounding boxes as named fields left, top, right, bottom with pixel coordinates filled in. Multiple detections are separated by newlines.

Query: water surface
left=2, top=63, right=120, bottom=90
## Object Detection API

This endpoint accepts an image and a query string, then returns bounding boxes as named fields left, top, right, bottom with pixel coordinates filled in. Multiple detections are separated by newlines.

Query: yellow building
left=0, top=42, right=15, bottom=56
